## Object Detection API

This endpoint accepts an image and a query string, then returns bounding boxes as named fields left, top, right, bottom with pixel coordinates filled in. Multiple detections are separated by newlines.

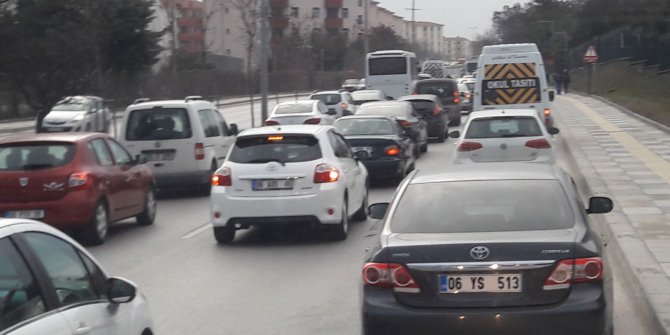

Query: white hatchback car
left=210, top=125, right=369, bottom=243
left=450, top=109, right=559, bottom=164
left=0, top=219, right=153, bottom=335
left=264, top=100, right=335, bottom=126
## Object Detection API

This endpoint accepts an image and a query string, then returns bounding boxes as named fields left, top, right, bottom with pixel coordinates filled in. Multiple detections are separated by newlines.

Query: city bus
left=365, top=50, right=418, bottom=99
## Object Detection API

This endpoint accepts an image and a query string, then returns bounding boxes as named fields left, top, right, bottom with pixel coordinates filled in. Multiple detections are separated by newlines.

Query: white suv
left=210, top=125, right=369, bottom=243
left=119, top=96, right=238, bottom=193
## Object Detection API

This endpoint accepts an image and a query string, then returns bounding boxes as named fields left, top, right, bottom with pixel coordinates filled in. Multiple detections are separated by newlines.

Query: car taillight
left=458, top=141, right=482, bottom=152
left=211, top=167, right=232, bottom=187
left=453, top=91, right=460, bottom=104
left=433, top=105, right=441, bottom=116
left=340, top=102, right=348, bottom=110
left=314, top=163, right=339, bottom=183
left=385, top=145, right=400, bottom=156
left=544, top=108, right=551, bottom=116
left=525, top=139, right=551, bottom=149
left=362, top=263, right=420, bottom=293
left=304, top=118, right=321, bottom=125
left=543, top=257, right=603, bottom=290
left=68, top=172, right=90, bottom=189
left=265, top=120, right=279, bottom=126
left=398, top=120, right=412, bottom=128
left=195, top=143, right=205, bottom=160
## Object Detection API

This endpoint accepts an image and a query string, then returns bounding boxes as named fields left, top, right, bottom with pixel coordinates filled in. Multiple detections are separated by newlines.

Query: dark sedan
left=398, top=94, right=449, bottom=142
left=413, top=79, right=462, bottom=126
left=334, top=116, right=415, bottom=184
left=356, top=101, right=428, bottom=158
left=363, top=163, right=614, bottom=335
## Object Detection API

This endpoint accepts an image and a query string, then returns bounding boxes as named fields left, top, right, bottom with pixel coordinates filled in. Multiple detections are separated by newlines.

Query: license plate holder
left=252, top=179, right=295, bottom=191
left=4, top=209, right=46, bottom=219
left=438, top=273, right=522, bottom=293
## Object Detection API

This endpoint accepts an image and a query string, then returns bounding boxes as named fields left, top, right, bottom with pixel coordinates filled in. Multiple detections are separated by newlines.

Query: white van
left=473, top=43, right=555, bottom=126
left=118, top=96, right=238, bottom=193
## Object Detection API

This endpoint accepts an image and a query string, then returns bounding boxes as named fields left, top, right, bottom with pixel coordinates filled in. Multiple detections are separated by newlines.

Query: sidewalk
left=555, top=94, right=670, bottom=334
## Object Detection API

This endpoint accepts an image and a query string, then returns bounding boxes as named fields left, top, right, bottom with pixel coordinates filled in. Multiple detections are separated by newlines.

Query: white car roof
left=238, top=125, right=332, bottom=137
left=469, top=109, right=539, bottom=119
left=276, top=100, right=318, bottom=106
left=411, top=163, right=561, bottom=184
left=311, top=91, right=344, bottom=95
left=127, top=99, right=215, bottom=110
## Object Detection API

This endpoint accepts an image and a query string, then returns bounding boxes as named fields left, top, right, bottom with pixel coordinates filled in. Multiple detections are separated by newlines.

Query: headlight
left=72, top=114, right=85, bottom=121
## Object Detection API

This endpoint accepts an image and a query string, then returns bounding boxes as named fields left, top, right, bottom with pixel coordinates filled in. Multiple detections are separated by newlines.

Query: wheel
left=136, top=186, right=157, bottom=226
left=352, top=183, right=368, bottom=221
left=421, top=141, right=428, bottom=152
left=436, top=131, right=446, bottom=143
left=81, top=201, right=109, bottom=245
left=214, top=226, right=235, bottom=243
left=328, top=199, right=348, bottom=240
left=413, top=143, right=421, bottom=158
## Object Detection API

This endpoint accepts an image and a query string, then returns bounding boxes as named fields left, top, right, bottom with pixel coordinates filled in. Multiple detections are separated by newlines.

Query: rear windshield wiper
left=247, top=159, right=286, bottom=166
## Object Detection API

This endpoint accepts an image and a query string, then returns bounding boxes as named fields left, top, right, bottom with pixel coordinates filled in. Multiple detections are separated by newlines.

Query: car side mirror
left=229, top=123, right=239, bottom=136
left=548, top=127, right=560, bottom=135
left=107, top=277, right=137, bottom=304
left=449, top=130, right=460, bottom=138
left=368, top=203, right=390, bottom=220
left=134, top=154, right=147, bottom=165
left=549, top=90, right=556, bottom=102
left=353, top=151, right=368, bottom=161
left=586, top=196, right=613, bottom=214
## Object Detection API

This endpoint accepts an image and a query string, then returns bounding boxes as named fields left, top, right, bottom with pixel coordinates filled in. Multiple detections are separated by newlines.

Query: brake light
left=265, top=120, right=279, bottom=126
left=339, top=102, right=349, bottom=110
left=385, top=145, right=400, bottom=156
left=544, top=108, right=551, bottom=116
left=314, top=163, right=339, bottom=183
left=304, top=118, right=321, bottom=125
left=433, top=105, right=441, bottom=116
left=543, top=257, right=603, bottom=290
left=211, top=167, right=232, bottom=186
left=68, top=172, right=90, bottom=189
left=525, top=139, right=551, bottom=149
left=398, top=120, right=412, bottom=128
left=458, top=141, right=482, bottom=152
left=453, top=91, right=460, bottom=104
left=195, top=143, right=205, bottom=160
left=362, top=263, right=420, bottom=293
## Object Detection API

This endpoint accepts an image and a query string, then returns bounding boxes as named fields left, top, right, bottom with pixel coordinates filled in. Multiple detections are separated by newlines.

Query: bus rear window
left=369, top=57, right=407, bottom=75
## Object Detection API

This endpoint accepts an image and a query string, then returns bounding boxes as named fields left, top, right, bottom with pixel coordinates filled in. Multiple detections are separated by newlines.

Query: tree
left=369, top=25, right=408, bottom=52
left=224, top=0, right=259, bottom=77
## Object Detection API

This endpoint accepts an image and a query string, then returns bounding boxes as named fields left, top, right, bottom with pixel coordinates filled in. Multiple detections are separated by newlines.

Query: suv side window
left=88, top=139, right=113, bottom=166
left=327, top=131, right=352, bottom=158
left=199, top=110, right=221, bottom=138
left=23, top=233, right=99, bottom=306
left=211, top=110, right=230, bottom=136
left=0, top=237, right=45, bottom=332
left=106, top=139, right=132, bottom=165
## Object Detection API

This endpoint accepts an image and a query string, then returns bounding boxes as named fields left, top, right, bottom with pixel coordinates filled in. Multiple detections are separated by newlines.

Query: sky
left=374, top=0, right=517, bottom=40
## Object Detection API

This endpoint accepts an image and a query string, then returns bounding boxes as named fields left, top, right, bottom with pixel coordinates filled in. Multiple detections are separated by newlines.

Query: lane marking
left=562, top=96, right=670, bottom=184
left=181, top=223, right=212, bottom=239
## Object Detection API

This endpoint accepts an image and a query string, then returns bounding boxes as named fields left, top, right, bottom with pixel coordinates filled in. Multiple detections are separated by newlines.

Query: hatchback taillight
left=458, top=141, right=483, bottom=152
left=363, top=263, right=420, bottom=293
left=304, top=118, right=321, bottom=125
left=195, top=143, right=205, bottom=160
left=68, top=172, right=90, bottom=189
left=314, top=163, right=339, bottom=183
left=385, top=145, right=400, bottom=156
left=433, top=105, right=441, bottom=116
left=525, top=139, right=551, bottom=149
left=265, top=120, right=279, bottom=126
left=453, top=91, right=460, bottom=104
left=543, top=257, right=603, bottom=290
left=211, top=167, right=232, bottom=187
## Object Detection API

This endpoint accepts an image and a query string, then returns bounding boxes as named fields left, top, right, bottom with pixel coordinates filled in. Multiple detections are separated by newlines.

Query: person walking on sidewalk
left=553, top=72, right=564, bottom=95
left=560, top=69, right=571, bottom=94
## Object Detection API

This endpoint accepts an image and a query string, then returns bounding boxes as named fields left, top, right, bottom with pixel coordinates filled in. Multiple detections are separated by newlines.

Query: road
left=78, top=104, right=652, bottom=334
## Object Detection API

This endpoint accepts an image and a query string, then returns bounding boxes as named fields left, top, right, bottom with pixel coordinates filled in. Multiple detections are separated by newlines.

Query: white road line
left=181, top=222, right=212, bottom=239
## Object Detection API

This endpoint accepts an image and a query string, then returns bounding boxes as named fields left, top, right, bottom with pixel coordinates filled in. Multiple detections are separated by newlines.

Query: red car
left=0, top=132, right=156, bottom=245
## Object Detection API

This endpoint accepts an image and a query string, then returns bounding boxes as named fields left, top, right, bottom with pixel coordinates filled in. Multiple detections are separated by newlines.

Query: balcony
left=270, top=0, right=288, bottom=8
left=325, top=17, right=343, bottom=29
left=325, top=0, right=343, bottom=8
left=178, top=31, right=205, bottom=42
left=177, top=17, right=203, bottom=27
left=270, top=17, right=289, bottom=29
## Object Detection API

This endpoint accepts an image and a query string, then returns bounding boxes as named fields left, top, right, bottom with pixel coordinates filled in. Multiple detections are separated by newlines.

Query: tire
left=436, top=131, right=446, bottom=143
left=421, top=141, right=428, bottom=152
left=352, top=183, right=368, bottom=221
left=214, top=226, right=235, bottom=243
left=328, top=199, right=348, bottom=240
left=81, top=201, right=109, bottom=245
left=136, top=186, right=157, bottom=226
left=413, top=143, right=421, bottom=158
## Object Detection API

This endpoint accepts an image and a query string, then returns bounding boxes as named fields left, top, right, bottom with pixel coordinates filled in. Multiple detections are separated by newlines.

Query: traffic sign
left=583, top=45, right=599, bottom=63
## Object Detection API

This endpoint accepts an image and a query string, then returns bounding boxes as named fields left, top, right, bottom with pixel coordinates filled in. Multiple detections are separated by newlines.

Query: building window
left=225, top=28, right=230, bottom=34
left=358, top=0, right=362, bottom=6
left=357, top=15, right=363, bottom=24
left=226, top=49, right=231, bottom=55
left=341, top=8, right=348, bottom=18
left=224, top=7, right=229, bottom=13
left=290, top=7, right=299, bottom=18
left=312, top=7, right=320, bottom=18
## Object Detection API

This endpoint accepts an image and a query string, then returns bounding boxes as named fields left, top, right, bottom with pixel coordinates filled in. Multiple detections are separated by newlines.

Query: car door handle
left=73, top=325, right=91, bottom=335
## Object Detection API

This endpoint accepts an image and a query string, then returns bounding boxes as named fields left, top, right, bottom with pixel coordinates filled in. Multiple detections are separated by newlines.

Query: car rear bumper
left=210, top=185, right=344, bottom=227
left=424, top=119, right=447, bottom=137
left=0, top=191, right=97, bottom=229
left=361, top=158, right=404, bottom=178
left=363, top=284, right=609, bottom=335
left=460, top=102, right=473, bottom=113
left=153, top=170, right=211, bottom=188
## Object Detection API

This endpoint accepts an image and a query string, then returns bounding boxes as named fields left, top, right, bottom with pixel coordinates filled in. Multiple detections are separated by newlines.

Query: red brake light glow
left=195, top=143, right=205, bottom=160
left=525, top=139, right=551, bottom=149
left=68, top=172, right=90, bottom=189
left=385, top=146, right=400, bottom=156
left=314, top=164, right=339, bottom=183
left=433, top=105, right=441, bottom=116
left=362, top=263, right=420, bottom=293
left=458, top=141, right=483, bottom=152
left=211, top=167, right=232, bottom=187
left=267, top=136, right=284, bottom=141
left=453, top=91, right=460, bottom=104
left=543, top=257, right=603, bottom=290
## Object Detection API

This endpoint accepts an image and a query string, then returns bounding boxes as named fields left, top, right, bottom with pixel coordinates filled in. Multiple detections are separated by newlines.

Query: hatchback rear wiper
left=247, top=159, right=286, bottom=166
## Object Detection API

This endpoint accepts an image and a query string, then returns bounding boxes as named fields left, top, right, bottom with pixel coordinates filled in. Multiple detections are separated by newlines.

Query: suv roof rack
left=133, top=98, right=151, bottom=104
left=185, top=95, right=204, bottom=102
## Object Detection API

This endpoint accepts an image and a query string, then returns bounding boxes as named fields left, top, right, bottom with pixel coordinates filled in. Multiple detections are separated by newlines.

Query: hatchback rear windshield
left=273, top=104, right=313, bottom=115
left=310, top=94, right=341, bottom=105
left=466, top=116, right=542, bottom=138
left=126, top=108, right=192, bottom=141
left=335, top=118, right=395, bottom=136
left=229, top=135, right=322, bottom=164
left=0, top=143, right=76, bottom=170
left=391, top=180, right=574, bottom=234
left=357, top=105, right=406, bottom=117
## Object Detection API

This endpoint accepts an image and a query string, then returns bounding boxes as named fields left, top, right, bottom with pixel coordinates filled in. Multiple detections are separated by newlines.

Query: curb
left=574, top=92, right=670, bottom=135
left=555, top=98, right=670, bottom=335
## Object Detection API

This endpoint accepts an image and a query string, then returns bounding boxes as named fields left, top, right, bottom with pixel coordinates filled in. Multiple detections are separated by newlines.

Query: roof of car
left=335, top=115, right=396, bottom=121
left=237, top=125, right=331, bottom=137
left=0, top=132, right=107, bottom=145
left=358, top=101, right=410, bottom=108
left=398, top=94, right=439, bottom=101
left=127, top=99, right=216, bottom=110
left=276, top=100, right=319, bottom=106
left=469, top=109, right=539, bottom=119
left=415, top=78, right=457, bottom=84
left=311, top=91, right=344, bottom=95
left=0, top=219, right=73, bottom=242
left=410, top=163, right=562, bottom=184
left=352, top=90, right=384, bottom=95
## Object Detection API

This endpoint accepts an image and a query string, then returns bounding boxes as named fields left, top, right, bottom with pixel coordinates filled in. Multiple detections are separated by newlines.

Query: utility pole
left=405, top=0, right=420, bottom=45
left=260, top=0, right=269, bottom=122
left=363, top=0, right=369, bottom=55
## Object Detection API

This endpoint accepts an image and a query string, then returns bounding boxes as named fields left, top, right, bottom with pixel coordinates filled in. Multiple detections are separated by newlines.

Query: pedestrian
left=561, top=69, right=571, bottom=94
left=554, top=72, right=563, bottom=95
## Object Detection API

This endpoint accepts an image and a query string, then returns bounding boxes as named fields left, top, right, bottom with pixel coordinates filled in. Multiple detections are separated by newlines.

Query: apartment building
left=443, top=36, right=474, bottom=61
left=413, top=21, right=444, bottom=55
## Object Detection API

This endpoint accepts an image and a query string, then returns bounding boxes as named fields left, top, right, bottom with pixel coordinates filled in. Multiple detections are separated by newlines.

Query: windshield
left=466, top=116, right=543, bottom=138
left=0, top=143, right=76, bottom=170
left=126, top=108, right=192, bottom=140
left=334, top=118, right=395, bottom=136
left=228, top=135, right=322, bottom=163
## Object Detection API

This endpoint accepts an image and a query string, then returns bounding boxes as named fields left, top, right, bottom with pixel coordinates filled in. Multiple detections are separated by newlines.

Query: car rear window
left=229, top=135, right=322, bottom=164
left=0, top=143, right=76, bottom=170
left=391, top=180, right=574, bottom=233
left=310, top=94, right=341, bottom=105
left=405, top=100, right=435, bottom=114
left=356, top=105, right=406, bottom=117
left=126, top=108, right=192, bottom=141
left=415, top=82, right=456, bottom=101
left=465, top=116, right=543, bottom=138
left=334, top=118, right=395, bottom=136
left=273, top=104, right=313, bottom=115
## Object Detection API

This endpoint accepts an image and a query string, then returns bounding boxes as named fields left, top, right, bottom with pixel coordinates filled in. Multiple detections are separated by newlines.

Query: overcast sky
left=374, top=0, right=517, bottom=40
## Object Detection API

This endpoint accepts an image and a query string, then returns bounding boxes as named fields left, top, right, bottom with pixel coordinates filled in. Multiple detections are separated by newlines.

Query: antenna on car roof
left=133, top=98, right=151, bottom=104
left=185, top=95, right=204, bottom=102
